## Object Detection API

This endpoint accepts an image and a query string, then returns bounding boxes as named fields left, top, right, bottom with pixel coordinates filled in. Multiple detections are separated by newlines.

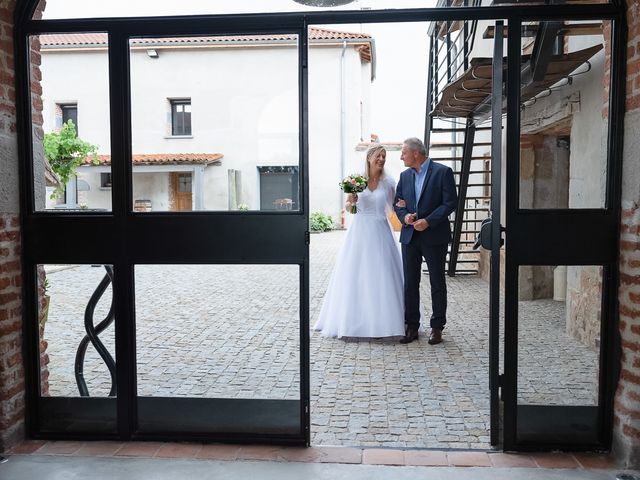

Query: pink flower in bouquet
left=339, top=174, right=368, bottom=214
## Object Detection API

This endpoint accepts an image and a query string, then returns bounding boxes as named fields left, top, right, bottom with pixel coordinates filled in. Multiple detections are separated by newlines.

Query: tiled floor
left=7, top=440, right=623, bottom=470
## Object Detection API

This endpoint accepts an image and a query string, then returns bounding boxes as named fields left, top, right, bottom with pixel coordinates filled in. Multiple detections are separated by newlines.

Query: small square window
left=170, top=99, right=191, bottom=136
left=100, top=172, right=112, bottom=188
left=58, top=103, right=78, bottom=133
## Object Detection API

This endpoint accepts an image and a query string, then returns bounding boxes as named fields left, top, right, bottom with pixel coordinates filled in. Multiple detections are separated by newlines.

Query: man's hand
left=413, top=218, right=429, bottom=231
left=404, top=213, right=417, bottom=225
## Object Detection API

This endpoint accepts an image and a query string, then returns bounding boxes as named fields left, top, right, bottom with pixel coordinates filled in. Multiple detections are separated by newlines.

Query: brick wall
left=0, top=0, right=46, bottom=453
left=613, top=0, right=640, bottom=469
left=0, top=215, right=24, bottom=450
left=0, top=0, right=24, bottom=452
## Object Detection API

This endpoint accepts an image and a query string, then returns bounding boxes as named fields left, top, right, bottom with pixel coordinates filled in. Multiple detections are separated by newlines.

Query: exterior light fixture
left=293, top=0, right=356, bottom=6
left=146, top=49, right=159, bottom=58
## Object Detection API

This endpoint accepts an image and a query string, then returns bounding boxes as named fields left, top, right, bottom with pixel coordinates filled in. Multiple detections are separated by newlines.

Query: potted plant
left=43, top=119, right=99, bottom=199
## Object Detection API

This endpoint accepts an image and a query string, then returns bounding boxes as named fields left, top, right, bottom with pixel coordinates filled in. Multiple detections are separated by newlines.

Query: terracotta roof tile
left=84, top=153, right=223, bottom=166
left=40, top=28, right=371, bottom=48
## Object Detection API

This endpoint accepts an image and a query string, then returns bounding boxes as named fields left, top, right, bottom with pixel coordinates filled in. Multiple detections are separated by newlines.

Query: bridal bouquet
left=340, top=174, right=368, bottom=214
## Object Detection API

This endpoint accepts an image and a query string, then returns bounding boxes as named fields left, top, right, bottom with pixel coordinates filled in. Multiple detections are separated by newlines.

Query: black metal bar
left=424, top=35, right=435, bottom=149
left=299, top=21, right=311, bottom=446
left=448, top=117, right=476, bottom=277
left=503, top=17, right=522, bottom=452
left=489, top=20, right=504, bottom=448
left=19, top=4, right=622, bottom=35
left=446, top=26, right=453, bottom=82
left=522, top=21, right=563, bottom=83
left=107, top=29, right=135, bottom=439
left=599, top=12, right=626, bottom=450
left=14, top=11, right=40, bottom=438
left=74, top=266, right=116, bottom=397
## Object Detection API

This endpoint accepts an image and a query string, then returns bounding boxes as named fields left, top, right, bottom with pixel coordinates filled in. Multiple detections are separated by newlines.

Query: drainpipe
left=340, top=40, right=347, bottom=228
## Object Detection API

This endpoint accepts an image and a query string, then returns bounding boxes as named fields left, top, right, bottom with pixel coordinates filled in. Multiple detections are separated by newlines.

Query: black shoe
left=400, top=328, right=419, bottom=344
left=428, top=328, right=443, bottom=345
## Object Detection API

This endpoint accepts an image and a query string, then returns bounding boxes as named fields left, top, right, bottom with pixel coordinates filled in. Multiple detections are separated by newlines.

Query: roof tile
left=84, top=153, right=224, bottom=166
left=40, top=27, right=371, bottom=48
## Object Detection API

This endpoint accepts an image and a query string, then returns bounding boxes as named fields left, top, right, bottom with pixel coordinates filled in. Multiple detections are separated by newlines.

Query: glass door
left=124, top=25, right=309, bottom=443
left=501, top=17, right=620, bottom=450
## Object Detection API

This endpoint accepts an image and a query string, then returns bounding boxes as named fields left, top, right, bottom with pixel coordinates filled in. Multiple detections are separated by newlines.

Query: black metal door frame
left=502, top=13, right=627, bottom=451
left=14, top=2, right=626, bottom=448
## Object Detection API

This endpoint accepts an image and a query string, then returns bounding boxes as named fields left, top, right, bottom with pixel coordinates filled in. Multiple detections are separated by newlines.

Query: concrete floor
left=0, top=455, right=635, bottom=480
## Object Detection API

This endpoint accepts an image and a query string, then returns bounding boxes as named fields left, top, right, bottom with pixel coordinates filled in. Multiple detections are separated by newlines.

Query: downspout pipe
left=340, top=40, right=347, bottom=227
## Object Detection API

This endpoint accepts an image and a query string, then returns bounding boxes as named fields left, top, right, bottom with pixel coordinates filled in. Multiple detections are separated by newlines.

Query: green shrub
left=44, top=120, right=98, bottom=199
left=310, top=212, right=334, bottom=232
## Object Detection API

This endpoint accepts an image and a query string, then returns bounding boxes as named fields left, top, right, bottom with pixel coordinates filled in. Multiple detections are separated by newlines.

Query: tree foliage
left=43, top=120, right=98, bottom=199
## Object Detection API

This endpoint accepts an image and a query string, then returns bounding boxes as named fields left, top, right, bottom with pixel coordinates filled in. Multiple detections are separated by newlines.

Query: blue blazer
left=394, top=161, right=458, bottom=246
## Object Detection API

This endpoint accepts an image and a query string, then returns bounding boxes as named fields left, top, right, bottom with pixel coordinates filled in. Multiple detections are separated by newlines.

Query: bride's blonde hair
left=365, top=144, right=386, bottom=179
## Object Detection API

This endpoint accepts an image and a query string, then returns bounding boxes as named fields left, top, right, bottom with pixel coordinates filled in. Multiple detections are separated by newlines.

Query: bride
left=314, top=144, right=405, bottom=338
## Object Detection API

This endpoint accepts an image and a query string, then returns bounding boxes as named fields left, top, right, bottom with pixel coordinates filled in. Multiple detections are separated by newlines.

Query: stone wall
left=612, top=2, right=640, bottom=468
left=0, top=0, right=47, bottom=452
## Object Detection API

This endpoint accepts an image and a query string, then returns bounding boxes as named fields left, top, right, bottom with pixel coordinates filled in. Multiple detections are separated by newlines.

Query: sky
left=42, top=0, right=435, bottom=143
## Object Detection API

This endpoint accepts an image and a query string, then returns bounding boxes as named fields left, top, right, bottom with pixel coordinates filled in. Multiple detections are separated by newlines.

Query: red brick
left=622, top=423, right=640, bottom=440
left=621, top=368, right=640, bottom=384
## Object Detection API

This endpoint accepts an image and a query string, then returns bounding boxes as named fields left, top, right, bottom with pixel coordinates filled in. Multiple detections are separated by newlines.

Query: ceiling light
left=146, top=49, right=158, bottom=58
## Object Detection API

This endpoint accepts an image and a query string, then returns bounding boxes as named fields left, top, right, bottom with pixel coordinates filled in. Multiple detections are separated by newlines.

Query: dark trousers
left=401, top=238, right=448, bottom=331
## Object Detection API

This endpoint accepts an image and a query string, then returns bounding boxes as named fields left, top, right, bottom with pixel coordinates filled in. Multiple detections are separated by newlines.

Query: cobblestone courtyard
left=42, top=230, right=598, bottom=449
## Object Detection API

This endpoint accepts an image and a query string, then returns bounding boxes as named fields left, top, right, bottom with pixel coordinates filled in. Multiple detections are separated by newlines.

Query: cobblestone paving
left=42, top=230, right=598, bottom=449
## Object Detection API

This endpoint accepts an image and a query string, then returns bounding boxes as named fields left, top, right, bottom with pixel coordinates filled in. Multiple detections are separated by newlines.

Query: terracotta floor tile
left=532, top=452, right=581, bottom=468
left=196, top=444, right=240, bottom=461
left=489, top=453, right=537, bottom=468
left=114, top=442, right=163, bottom=457
left=37, top=441, right=84, bottom=455
left=236, top=445, right=283, bottom=461
left=403, top=450, right=448, bottom=466
left=74, top=442, right=124, bottom=457
left=9, top=440, right=47, bottom=455
left=447, top=451, right=491, bottom=467
left=155, top=443, right=202, bottom=458
left=276, top=447, right=325, bottom=462
left=362, top=448, right=405, bottom=466
left=316, top=446, right=362, bottom=464
left=573, top=453, right=619, bottom=469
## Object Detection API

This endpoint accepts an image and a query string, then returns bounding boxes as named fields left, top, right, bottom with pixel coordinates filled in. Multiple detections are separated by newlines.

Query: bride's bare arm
left=345, top=193, right=358, bottom=210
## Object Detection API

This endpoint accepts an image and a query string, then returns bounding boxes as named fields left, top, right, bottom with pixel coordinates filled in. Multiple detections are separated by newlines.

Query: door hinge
left=305, top=405, right=309, bottom=414
left=305, top=231, right=310, bottom=245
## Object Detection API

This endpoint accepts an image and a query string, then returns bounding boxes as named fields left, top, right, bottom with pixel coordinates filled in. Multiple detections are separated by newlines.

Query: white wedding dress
left=314, top=175, right=406, bottom=338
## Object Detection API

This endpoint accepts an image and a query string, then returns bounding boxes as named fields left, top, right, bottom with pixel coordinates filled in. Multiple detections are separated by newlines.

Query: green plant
left=310, top=212, right=334, bottom=233
left=237, top=203, right=249, bottom=211
left=44, top=120, right=98, bottom=199
left=43, top=276, right=50, bottom=295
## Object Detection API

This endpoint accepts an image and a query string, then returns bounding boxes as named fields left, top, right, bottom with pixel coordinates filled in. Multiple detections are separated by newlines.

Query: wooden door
left=170, top=172, right=193, bottom=211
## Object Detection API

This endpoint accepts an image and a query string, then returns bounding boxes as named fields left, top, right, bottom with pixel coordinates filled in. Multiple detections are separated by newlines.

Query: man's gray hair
left=403, top=137, right=427, bottom=156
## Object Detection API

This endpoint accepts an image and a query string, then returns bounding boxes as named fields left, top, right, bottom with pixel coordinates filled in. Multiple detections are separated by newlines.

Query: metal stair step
left=429, top=142, right=492, bottom=148
left=432, top=156, right=492, bottom=161
left=452, top=170, right=492, bottom=175
left=430, top=126, right=493, bottom=133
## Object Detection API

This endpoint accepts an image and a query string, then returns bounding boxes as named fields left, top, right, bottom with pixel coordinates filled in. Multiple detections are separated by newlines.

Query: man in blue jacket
left=394, top=137, right=458, bottom=344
